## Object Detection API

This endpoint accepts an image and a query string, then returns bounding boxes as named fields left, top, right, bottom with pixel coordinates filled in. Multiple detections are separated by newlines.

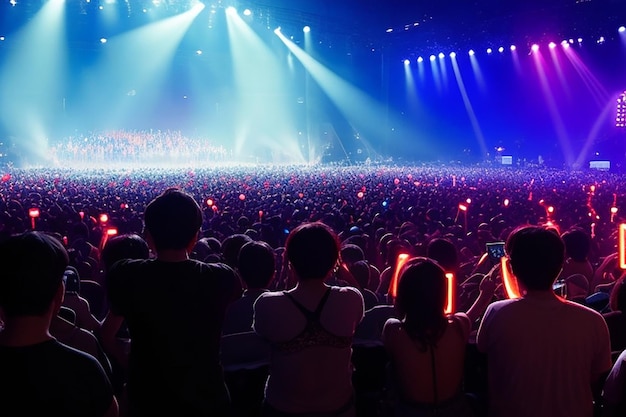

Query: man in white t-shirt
left=476, top=226, right=611, bottom=417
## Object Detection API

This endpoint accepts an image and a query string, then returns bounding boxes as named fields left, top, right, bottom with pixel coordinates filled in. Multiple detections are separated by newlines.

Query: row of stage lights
left=402, top=26, right=626, bottom=64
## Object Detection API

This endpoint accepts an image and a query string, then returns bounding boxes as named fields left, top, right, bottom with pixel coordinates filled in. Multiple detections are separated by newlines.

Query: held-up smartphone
left=486, top=242, right=506, bottom=265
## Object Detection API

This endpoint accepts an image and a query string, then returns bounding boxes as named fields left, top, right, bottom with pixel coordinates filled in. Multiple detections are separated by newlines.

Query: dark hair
left=237, top=241, right=275, bottom=289
left=507, top=226, right=565, bottom=291
left=395, top=257, right=447, bottom=350
left=221, top=234, right=253, bottom=268
left=349, top=260, right=370, bottom=289
left=561, top=228, right=591, bottom=262
left=285, top=222, right=340, bottom=280
left=101, top=233, right=150, bottom=272
left=340, top=244, right=365, bottom=265
left=426, top=238, right=459, bottom=272
left=0, top=232, right=69, bottom=317
left=144, top=188, right=202, bottom=251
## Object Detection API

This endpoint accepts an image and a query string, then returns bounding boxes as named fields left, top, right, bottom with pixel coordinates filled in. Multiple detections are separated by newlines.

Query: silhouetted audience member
left=349, top=260, right=379, bottom=311
left=254, top=222, right=364, bottom=416
left=103, top=188, right=241, bottom=416
left=477, top=226, right=612, bottom=417
left=222, top=233, right=253, bottom=269
left=427, top=238, right=460, bottom=275
left=0, top=232, right=118, bottom=417
left=560, top=228, right=594, bottom=291
left=383, top=258, right=474, bottom=416
left=99, top=233, right=151, bottom=393
left=222, top=240, right=275, bottom=335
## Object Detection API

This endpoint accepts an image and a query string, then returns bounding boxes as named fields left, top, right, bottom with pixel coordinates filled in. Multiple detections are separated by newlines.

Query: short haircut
left=340, top=244, right=365, bottom=264
left=561, top=228, right=591, bottom=262
left=426, top=238, right=459, bottom=272
left=285, top=222, right=340, bottom=280
left=0, top=232, right=69, bottom=317
left=349, top=260, right=370, bottom=289
left=221, top=234, right=253, bottom=268
left=101, top=233, right=150, bottom=272
left=507, top=226, right=565, bottom=291
left=144, top=188, right=202, bottom=251
left=237, top=241, right=275, bottom=289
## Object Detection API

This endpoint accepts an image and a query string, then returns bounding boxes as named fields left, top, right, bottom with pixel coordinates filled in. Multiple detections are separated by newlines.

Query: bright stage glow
left=274, top=27, right=281, bottom=35
left=531, top=44, right=539, bottom=52
left=468, top=49, right=475, bottom=56
left=449, top=52, right=456, bottom=58
left=430, top=55, right=436, bottom=61
left=195, top=49, right=202, bottom=55
left=303, top=26, right=311, bottom=33
left=498, top=46, right=504, bottom=53
left=225, top=6, right=237, bottom=15
left=100, top=38, right=107, bottom=44
left=486, top=48, right=492, bottom=54
left=578, top=38, right=583, bottom=43
left=438, top=52, right=445, bottom=59
left=417, top=56, right=423, bottom=63
left=0, top=0, right=67, bottom=163
left=385, top=28, right=393, bottom=33
left=403, top=59, right=410, bottom=65
left=227, top=7, right=304, bottom=164
left=74, top=3, right=205, bottom=131
left=620, top=26, right=626, bottom=33
left=510, top=45, right=516, bottom=51
left=549, top=42, right=556, bottom=49
left=243, top=8, right=251, bottom=16
left=561, top=40, right=569, bottom=48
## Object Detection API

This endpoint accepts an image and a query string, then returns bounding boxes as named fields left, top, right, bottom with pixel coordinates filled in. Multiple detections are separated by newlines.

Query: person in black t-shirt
left=0, top=232, right=118, bottom=417
left=102, top=188, right=241, bottom=417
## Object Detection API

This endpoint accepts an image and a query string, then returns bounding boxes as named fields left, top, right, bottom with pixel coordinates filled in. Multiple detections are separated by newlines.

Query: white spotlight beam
left=0, top=0, right=66, bottom=159
left=79, top=3, right=205, bottom=128
left=225, top=8, right=304, bottom=163
left=275, top=31, right=417, bottom=156
left=450, top=55, right=488, bottom=157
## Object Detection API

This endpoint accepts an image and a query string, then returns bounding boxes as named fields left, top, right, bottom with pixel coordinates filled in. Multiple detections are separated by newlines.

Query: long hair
left=395, top=257, right=448, bottom=351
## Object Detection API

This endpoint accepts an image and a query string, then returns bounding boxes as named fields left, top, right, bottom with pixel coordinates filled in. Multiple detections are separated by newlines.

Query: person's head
left=395, top=257, right=447, bottom=348
left=340, top=244, right=364, bottom=266
left=221, top=234, right=253, bottom=268
left=349, top=260, right=371, bottom=289
left=426, top=238, right=459, bottom=273
left=237, top=241, right=275, bottom=289
left=0, top=232, right=69, bottom=318
left=101, top=233, right=150, bottom=272
left=561, top=228, right=591, bottom=262
left=286, top=222, right=340, bottom=280
left=144, top=188, right=202, bottom=252
left=506, top=226, right=565, bottom=291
